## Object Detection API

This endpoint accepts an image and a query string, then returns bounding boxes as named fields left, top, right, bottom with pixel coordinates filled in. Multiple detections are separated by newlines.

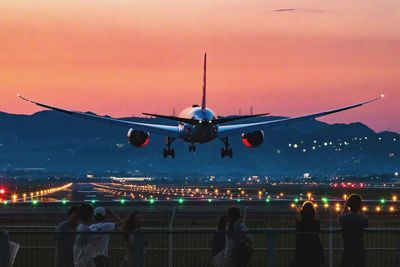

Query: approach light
left=362, top=206, right=368, bottom=212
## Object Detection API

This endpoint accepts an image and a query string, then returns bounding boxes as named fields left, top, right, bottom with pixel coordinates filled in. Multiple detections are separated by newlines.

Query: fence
left=2, top=227, right=400, bottom=267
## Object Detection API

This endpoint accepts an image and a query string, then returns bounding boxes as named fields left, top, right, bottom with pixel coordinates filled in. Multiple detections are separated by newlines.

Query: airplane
left=18, top=54, right=383, bottom=158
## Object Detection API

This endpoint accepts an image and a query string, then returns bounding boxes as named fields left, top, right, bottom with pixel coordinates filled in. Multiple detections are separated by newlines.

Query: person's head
left=217, top=215, right=228, bottom=231
left=94, top=207, right=106, bottom=222
left=346, top=194, right=362, bottom=213
left=300, top=201, right=316, bottom=221
left=227, top=207, right=241, bottom=227
left=78, top=203, right=94, bottom=224
left=68, top=206, right=79, bottom=225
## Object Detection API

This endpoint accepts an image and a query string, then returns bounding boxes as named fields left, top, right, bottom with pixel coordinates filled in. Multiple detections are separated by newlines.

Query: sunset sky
left=1, top=1, right=399, bottom=132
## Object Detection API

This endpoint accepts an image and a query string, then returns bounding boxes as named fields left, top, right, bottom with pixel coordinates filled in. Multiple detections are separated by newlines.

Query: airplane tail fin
left=201, top=53, right=207, bottom=110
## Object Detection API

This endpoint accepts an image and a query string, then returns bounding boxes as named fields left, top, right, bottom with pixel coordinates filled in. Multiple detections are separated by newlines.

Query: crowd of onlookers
left=52, top=193, right=369, bottom=267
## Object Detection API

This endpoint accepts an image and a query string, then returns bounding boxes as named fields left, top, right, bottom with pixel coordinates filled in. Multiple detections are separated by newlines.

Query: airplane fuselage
left=178, top=106, right=218, bottom=144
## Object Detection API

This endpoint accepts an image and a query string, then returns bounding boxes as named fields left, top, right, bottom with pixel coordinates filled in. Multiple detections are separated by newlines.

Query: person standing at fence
left=211, top=215, right=228, bottom=258
left=74, top=203, right=96, bottom=267
left=54, top=206, right=79, bottom=267
left=292, top=201, right=324, bottom=267
left=339, top=194, right=369, bottom=267
left=120, top=211, right=144, bottom=267
left=90, top=207, right=122, bottom=267
left=223, top=207, right=253, bottom=267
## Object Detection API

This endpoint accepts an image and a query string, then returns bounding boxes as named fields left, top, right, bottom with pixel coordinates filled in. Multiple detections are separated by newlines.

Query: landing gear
left=220, top=137, right=233, bottom=158
left=163, top=137, right=176, bottom=158
left=188, top=145, right=196, bottom=152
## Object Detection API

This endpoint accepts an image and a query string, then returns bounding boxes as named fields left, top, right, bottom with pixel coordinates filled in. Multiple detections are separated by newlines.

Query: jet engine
left=241, top=130, right=264, bottom=148
left=127, top=129, right=150, bottom=147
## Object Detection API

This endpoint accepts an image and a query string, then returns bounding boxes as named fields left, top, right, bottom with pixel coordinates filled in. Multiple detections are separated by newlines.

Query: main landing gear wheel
left=189, top=145, right=196, bottom=152
left=220, top=137, right=233, bottom=158
left=163, top=136, right=176, bottom=158
left=163, top=148, right=175, bottom=158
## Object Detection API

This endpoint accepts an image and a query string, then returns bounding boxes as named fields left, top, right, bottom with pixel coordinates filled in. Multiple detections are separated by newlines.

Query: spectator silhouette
left=292, top=201, right=324, bottom=267
left=90, top=207, right=122, bottom=267
left=74, top=203, right=95, bottom=267
left=339, top=194, right=369, bottom=267
left=211, top=215, right=228, bottom=258
left=223, top=207, right=252, bottom=267
left=120, top=211, right=144, bottom=267
left=54, top=206, right=79, bottom=267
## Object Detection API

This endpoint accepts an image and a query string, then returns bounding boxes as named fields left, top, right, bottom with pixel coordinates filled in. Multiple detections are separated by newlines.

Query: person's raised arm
left=106, top=209, right=122, bottom=227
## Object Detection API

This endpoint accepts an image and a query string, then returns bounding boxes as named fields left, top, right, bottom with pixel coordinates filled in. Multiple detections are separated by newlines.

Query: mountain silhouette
left=0, top=110, right=398, bottom=177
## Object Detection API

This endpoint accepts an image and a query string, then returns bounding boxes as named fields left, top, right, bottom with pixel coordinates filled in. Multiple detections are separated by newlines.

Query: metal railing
left=2, top=227, right=400, bottom=267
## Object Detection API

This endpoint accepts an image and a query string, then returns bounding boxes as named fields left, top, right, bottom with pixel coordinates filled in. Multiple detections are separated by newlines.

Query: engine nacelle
left=241, top=130, right=264, bottom=148
left=127, top=129, right=150, bottom=148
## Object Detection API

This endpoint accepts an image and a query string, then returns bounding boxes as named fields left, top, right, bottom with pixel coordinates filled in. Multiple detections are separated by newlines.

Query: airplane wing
left=217, top=95, right=383, bottom=137
left=18, top=95, right=180, bottom=137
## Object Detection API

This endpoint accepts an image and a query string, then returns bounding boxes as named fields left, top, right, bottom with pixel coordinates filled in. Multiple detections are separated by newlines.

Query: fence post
left=329, top=209, right=333, bottom=267
left=266, top=231, right=277, bottom=267
left=169, top=206, right=177, bottom=267
left=133, top=231, right=145, bottom=267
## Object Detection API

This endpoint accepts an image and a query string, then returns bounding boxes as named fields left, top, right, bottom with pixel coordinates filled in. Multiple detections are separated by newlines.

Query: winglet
left=17, top=94, right=31, bottom=102
left=201, top=53, right=207, bottom=110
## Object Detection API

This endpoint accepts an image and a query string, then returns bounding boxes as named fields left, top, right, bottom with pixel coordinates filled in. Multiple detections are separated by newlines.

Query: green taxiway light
left=178, top=198, right=184, bottom=204
left=32, top=200, right=38, bottom=206
left=322, top=197, right=329, bottom=204
left=61, top=199, right=68, bottom=205
left=91, top=199, right=96, bottom=204
left=236, top=199, right=241, bottom=202
left=208, top=199, right=212, bottom=203
left=265, top=198, right=270, bottom=203
left=3, top=201, right=8, bottom=205
left=380, top=198, right=386, bottom=204
left=149, top=198, right=155, bottom=204
left=294, top=198, right=299, bottom=203
left=120, top=199, right=126, bottom=204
